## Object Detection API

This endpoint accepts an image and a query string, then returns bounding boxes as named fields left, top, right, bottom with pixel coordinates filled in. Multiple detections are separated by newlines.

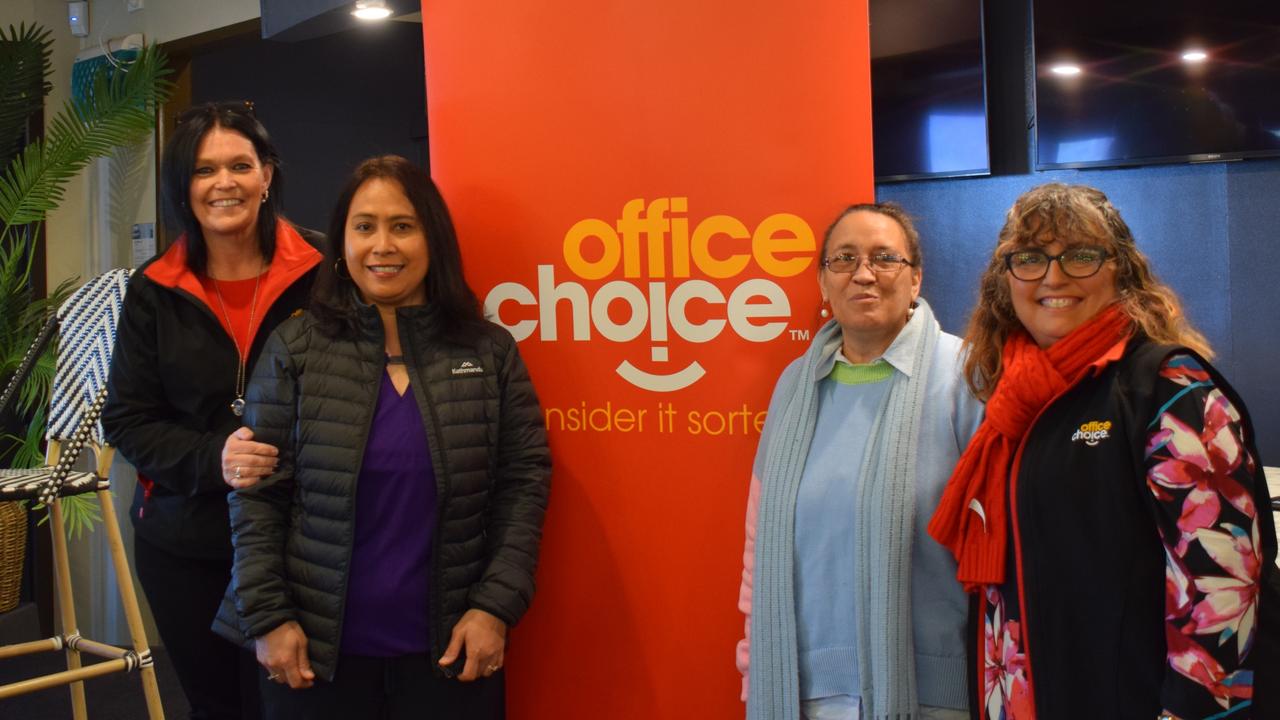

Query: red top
left=198, top=273, right=267, bottom=361
left=142, top=221, right=322, bottom=352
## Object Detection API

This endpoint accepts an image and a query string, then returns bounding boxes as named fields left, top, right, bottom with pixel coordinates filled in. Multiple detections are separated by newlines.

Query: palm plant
left=0, top=23, right=171, bottom=536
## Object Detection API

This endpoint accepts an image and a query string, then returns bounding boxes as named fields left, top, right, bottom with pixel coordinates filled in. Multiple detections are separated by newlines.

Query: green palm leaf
left=0, top=42, right=171, bottom=235
left=0, top=30, right=171, bottom=535
left=0, top=23, right=53, bottom=169
left=2, top=405, right=47, bottom=468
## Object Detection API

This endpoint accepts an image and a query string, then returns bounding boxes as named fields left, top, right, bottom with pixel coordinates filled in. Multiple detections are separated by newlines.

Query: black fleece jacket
left=103, top=226, right=321, bottom=558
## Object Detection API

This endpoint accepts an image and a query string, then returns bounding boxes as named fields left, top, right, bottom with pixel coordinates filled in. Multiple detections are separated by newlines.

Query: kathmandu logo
left=484, top=197, right=814, bottom=392
left=1071, top=420, right=1112, bottom=447
left=451, top=360, right=484, bottom=376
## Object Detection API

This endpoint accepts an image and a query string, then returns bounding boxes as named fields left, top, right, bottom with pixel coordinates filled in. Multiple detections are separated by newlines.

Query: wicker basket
left=0, top=501, right=27, bottom=613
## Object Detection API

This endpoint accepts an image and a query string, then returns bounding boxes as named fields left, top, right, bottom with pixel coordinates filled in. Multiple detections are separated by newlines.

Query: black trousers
left=133, top=535, right=261, bottom=720
left=259, top=654, right=504, bottom=720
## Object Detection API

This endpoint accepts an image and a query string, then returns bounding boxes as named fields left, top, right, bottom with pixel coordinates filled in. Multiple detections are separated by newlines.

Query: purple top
left=340, top=370, right=437, bottom=657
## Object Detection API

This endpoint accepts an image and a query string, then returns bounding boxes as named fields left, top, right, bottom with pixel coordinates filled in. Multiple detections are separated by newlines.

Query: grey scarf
left=748, top=298, right=939, bottom=720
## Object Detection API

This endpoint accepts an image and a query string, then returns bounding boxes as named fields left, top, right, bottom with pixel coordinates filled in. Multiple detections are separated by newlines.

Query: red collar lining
left=142, top=222, right=322, bottom=341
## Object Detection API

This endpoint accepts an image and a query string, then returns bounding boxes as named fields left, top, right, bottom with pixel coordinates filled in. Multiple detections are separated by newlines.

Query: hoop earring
left=334, top=258, right=351, bottom=280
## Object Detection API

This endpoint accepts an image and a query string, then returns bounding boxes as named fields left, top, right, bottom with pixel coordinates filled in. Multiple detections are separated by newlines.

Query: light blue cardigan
left=739, top=305, right=983, bottom=717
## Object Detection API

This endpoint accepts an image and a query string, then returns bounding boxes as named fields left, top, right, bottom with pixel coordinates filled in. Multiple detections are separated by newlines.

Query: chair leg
left=97, top=489, right=165, bottom=719
left=49, top=497, right=89, bottom=720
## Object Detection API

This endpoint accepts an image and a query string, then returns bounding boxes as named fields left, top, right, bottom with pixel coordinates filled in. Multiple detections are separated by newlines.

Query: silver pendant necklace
left=211, top=264, right=263, bottom=417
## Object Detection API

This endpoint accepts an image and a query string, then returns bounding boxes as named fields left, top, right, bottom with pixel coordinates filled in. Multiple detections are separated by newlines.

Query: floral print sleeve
left=1146, top=354, right=1262, bottom=719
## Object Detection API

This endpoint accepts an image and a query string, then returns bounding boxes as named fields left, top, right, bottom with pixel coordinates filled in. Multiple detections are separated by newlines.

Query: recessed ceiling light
left=353, top=0, right=392, bottom=20
left=1182, top=50, right=1208, bottom=63
left=1050, top=64, right=1082, bottom=76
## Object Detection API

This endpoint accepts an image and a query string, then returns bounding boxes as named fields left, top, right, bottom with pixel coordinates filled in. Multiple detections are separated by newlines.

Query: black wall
left=191, top=20, right=427, bottom=235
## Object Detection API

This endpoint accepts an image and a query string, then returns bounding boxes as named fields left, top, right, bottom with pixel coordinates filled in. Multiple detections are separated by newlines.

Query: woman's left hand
left=438, top=608, right=507, bottom=681
left=222, top=427, right=279, bottom=489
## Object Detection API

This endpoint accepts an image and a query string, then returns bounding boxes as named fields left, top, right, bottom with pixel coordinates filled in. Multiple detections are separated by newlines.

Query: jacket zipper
left=1000, top=385, right=1077, bottom=720
left=328, top=336, right=385, bottom=666
left=401, top=320, right=455, bottom=676
left=137, top=474, right=154, bottom=518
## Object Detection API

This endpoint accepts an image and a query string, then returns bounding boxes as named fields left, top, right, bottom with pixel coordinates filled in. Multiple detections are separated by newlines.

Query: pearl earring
left=819, top=302, right=831, bottom=319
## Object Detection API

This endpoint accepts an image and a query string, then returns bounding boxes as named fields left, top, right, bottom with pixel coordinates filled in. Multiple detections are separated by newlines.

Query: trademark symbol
left=789, top=328, right=810, bottom=341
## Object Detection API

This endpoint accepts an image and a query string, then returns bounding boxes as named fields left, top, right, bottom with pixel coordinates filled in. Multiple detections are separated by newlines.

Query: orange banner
left=423, top=2, right=873, bottom=716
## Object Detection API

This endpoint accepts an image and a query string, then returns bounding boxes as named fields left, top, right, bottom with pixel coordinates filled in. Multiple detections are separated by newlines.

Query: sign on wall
left=423, top=2, right=873, bottom=715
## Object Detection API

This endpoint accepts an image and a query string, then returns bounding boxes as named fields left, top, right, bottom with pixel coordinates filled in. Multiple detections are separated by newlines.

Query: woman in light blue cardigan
left=736, top=203, right=983, bottom=720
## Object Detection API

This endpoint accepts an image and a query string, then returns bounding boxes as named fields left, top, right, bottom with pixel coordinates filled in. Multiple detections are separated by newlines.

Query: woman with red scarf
left=928, top=183, right=1277, bottom=720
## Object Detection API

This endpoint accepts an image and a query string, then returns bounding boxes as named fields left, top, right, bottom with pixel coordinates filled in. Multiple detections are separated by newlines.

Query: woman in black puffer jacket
left=212, top=155, right=550, bottom=719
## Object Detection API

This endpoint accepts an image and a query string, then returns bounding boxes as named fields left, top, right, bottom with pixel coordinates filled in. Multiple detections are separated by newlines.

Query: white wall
left=16, top=0, right=91, bottom=290
left=0, top=0, right=36, bottom=25
left=92, top=0, right=259, bottom=45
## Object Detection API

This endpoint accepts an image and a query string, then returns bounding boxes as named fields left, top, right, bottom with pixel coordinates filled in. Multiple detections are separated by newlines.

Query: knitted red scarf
left=927, top=304, right=1131, bottom=591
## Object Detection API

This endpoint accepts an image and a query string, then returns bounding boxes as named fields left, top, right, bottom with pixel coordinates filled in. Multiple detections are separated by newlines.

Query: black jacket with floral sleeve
left=978, top=339, right=1277, bottom=720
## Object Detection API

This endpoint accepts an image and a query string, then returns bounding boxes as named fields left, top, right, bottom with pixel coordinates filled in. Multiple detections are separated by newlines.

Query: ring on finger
left=267, top=672, right=281, bottom=681
left=233, top=466, right=242, bottom=480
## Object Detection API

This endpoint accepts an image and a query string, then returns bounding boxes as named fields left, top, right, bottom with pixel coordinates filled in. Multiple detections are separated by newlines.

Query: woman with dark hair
left=928, top=183, right=1277, bottom=719
left=103, top=101, right=323, bottom=719
left=739, top=203, right=982, bottom=720
left=212, top=155, right=551, bottom=719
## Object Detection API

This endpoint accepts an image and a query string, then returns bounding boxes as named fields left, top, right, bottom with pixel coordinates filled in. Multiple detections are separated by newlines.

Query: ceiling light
left=1182, top=50, right=1208, bottom=63
left=352, top=0, right=392, bottom=20
left=1050, top=64, right=1081, bottom=76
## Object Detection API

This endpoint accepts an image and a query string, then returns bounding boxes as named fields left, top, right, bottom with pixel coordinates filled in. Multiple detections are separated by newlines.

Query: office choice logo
left=484, top=197, right=814, bottom=392
left=1071, top=420, right=1112, bottom=446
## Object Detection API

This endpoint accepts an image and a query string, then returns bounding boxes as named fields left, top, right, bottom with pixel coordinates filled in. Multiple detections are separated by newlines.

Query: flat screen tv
left=1034, top=0, right=1280, bottom=170
left=871, top=0, right=990, bottom=181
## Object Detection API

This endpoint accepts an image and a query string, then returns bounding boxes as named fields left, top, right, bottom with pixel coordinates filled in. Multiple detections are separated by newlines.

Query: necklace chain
left=210, top=265, right=263, bottom=417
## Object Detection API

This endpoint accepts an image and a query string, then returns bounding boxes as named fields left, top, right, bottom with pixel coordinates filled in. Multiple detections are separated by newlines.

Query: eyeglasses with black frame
left=1004, top=246, right=1111, bottom=281
left=821, top=252, right=914, bottom=274
left=174, top=100, right=256, bottom=127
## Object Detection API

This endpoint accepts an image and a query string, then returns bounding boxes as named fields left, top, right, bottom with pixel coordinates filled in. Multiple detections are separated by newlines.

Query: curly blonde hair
left=962, top=183, right=1211, bottom=400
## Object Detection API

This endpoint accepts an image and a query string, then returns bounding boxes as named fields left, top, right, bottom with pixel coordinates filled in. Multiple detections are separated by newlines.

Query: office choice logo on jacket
left=1071, top=419, right=1112, bottom=446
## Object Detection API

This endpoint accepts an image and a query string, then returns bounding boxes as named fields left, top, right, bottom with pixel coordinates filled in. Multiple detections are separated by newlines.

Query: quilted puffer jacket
left=211, top=302, right=550, bottom=681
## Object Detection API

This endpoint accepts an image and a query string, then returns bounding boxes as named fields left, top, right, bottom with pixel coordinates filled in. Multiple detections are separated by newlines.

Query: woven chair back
left=45, top=268, right=133, bottom=445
